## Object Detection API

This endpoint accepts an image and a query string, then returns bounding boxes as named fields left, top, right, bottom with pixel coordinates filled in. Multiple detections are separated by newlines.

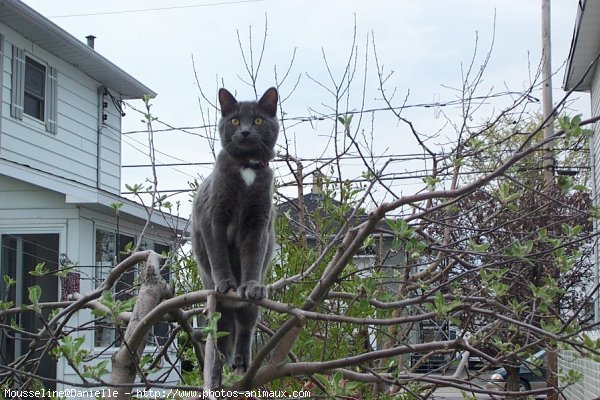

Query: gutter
left=563, top=0, right=587, bottom=90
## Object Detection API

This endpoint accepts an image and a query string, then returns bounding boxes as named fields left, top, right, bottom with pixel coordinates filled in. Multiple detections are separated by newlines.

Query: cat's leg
left=193, top=187, right=237, bottom=294
left=200, top=224, right=237, bottom=294
left=232, top=303, right=258, bottom=372
left=262, top=221, right=275, bottom=280
left=238, top=219, right=272, bottom=300
left=210, top=303, right=236, bottom=389
left=239, top=215, right=275, bottom=299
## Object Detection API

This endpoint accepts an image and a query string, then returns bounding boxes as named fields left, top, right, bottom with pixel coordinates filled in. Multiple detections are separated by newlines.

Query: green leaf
left=583, top=333, right=594, bottom=349
left=91, top=308, right=107, bottom=318
left=0, top=301, right=14, bottom=311
left=333, top=370, right=344, bottom=386
left=537, top=228, right=548, bottom=241
left=559, top=368, right=583, bottom=385
left=467, top=137, right=485, bottom=151
left=101, top=290, right=114, bottom=304
left=56, top=335, right=88, bottom=366
left=561, top=223, right=582, bottom=237
left=3, top=275, right=16, bottom=288
left=469, top=239, right=489, bottom=252
left=506, top=240, right=533, bottom=257
left=557, top=175, right=573, bottom=193
left=423, top=175, right=441, bottom=191
left=497, top=181, right=522, bottom=203
left=28, top=262, right=49, bottom=277
left=200, top=312, right=229, bottom=341
left=82, top=359, right=109, bottom=379
left=314, top=373, right=329, bottom=387
left=28, top=285, right=42, bottom=312
left=453, top=157, right=465, bottom=167
left=558, top=115, right=571, bottom=132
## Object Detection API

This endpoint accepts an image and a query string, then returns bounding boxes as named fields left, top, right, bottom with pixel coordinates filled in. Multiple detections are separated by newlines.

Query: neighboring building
left=562, top=1, right=600, bottom=398
left=278, top=173, right=459, bottom=370
left=0, top=0, right=187, bottom=393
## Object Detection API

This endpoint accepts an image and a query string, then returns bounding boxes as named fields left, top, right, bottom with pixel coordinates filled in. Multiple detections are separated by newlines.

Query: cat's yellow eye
left=231, top=118, right=240, bottom=126
left=253, top=117, right=263, bottom=125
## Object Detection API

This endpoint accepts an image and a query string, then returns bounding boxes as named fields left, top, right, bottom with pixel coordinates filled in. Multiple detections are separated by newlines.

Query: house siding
left=0, top=175, right=179, bottom=393
left=98, top=115, right=122, bottom=193
left=0, top=22, right=123, bottom=195
left=0, top=174, right=78, bottom=220
left=592, top=62, right=600, bottom=207
left=560, top=345, right=600, bottom=400
left=559, top=53, right=600, bottom=400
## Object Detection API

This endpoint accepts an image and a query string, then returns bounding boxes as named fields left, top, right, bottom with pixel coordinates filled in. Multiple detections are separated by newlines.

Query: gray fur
left=191, top=87, right=278, bottom=387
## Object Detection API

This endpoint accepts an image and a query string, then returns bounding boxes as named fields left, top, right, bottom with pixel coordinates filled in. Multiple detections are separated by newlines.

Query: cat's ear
left=258, top=87, right=278, bottom=117
left=218, top=88, right=237, bottom=116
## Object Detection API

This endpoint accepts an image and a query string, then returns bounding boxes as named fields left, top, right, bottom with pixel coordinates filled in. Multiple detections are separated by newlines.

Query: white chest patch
left=240, top=167, right=257, bottom=186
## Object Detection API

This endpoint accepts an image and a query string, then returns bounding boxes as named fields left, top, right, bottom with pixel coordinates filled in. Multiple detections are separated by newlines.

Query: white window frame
left=11, top=46, right=58, bottom=133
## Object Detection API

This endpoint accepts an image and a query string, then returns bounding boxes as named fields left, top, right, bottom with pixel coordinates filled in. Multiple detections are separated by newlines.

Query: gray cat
left=191, top=87, right=278, bottom=387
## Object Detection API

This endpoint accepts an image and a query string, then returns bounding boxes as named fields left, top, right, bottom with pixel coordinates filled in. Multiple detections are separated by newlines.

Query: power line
left=121, top=162, right=590, bottom=196
left=121, top=90, right=540, bottom=136
left=117, top=91, right=580, bottom=188
left=121, top=153, right=436, bottom=168
left=123, top=162, right=214, bottom=168
left=122, top=102, right=216, bottom=141
left=48, top=0, right=268, bottom=19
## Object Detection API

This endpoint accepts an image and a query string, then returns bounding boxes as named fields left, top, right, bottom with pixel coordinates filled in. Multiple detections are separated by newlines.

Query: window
left=93, top=230, right=171, bottom=348
left=151, top=242, right=171, bottom=346
left=94, top=228, right=136, bottom=348
left=24, top=57, right=45, bottom=120
left=0, top=35, right=4, bottom=129
left=11, top=46, right=58, bottom=133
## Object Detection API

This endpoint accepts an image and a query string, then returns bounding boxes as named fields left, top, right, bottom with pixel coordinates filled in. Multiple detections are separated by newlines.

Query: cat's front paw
left=215, top=279, right=236, bottom=294
left=237, top=280, right=267, bottom=300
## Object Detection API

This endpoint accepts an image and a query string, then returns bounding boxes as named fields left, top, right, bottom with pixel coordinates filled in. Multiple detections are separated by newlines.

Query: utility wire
left=121, top=153, right=436, bottom=168
left=121, top=163, right=590, bottom=195
left=121, top=91, right=539, bottom=135
left=117, top=91, right=580, bottom=187
left=49, top=0, right=268, bottom=19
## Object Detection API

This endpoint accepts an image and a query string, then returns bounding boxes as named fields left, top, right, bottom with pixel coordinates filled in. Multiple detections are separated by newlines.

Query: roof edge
left=1, top=0, right=156, bottom=99
left=0, top=158, right=187, bottom=231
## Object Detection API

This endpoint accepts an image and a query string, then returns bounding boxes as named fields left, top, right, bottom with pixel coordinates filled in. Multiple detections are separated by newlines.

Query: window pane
left=24, top=94, right=43, bottom=120
left=115, top=234, right=136, bottom=300
left=151, top=243, right=171, bottom=346
left=94, top=229, right=137, bottom=348
left=25, top=59, right=45, bottom=97
left=154, top=243, right=171, bottom=282
left=24, top=57, right=45, bottom=120
left=95, top=229, right=116, bottom=347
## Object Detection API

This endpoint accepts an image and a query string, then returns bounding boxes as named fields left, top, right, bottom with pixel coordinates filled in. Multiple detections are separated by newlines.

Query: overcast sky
left=22, top=0, right=590, bottom=215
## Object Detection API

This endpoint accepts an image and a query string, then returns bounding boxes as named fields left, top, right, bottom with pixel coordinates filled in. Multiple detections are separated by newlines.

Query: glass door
left=0, top=233, right=59, bottom=390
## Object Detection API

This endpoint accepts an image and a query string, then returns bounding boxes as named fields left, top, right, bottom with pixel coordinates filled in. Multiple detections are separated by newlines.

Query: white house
left=562, top=0, right=600, bottom=398
left=0, top=0, right=187, bottom=393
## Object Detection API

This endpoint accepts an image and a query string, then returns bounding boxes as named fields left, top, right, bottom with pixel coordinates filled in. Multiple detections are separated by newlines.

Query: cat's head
left=217, top=87, right=279, bottom=162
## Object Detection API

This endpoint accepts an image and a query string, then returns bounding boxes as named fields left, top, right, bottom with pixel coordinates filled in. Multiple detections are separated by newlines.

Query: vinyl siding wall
left=0, top=175, right=178, bottom=393
left=592, top=62, right=600, bottom=207
left=560, top=62, right=600, bottom=400
left=0, top=22, right=123, bottom=195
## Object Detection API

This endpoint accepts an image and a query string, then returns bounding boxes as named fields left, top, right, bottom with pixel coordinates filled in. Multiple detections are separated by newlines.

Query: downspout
left=97, top=86, right=107, bottom=189
left=591, top=125, right=599, bottom=324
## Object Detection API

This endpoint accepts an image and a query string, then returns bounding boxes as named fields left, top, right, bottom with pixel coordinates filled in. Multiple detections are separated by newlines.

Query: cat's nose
left=240, top=130, right=251, bottom=137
